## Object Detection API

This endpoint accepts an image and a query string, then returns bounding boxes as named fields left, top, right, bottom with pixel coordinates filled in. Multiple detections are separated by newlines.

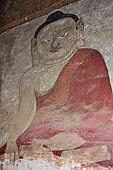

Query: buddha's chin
left=39, top=45, right=77, bottom=64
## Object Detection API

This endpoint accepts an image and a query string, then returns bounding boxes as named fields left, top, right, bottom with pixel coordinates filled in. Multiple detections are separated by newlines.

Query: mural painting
left=0, top=11, right=113, bottom=165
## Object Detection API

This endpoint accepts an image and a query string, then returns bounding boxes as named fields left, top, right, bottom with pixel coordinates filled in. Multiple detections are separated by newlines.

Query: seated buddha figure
left=2, top=11, right=113, bottom=157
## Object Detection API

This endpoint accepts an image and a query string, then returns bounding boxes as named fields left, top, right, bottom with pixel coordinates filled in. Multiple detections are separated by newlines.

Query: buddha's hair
left=34, top=11, right=79, bottom=38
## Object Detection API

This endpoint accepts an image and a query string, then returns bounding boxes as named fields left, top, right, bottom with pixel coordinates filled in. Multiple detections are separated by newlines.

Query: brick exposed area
left=0, top=0, right=78, bottom=34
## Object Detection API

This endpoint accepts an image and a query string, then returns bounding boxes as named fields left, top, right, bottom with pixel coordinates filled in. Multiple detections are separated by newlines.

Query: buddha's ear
left=76, top=18, right=84, bottom=36
left=74, top=18, right=85, bottom=48
left=31, top=38, right=39, bottom=66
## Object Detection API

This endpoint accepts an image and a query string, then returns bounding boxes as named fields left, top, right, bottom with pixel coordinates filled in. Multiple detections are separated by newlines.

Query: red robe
left=1, top=48, right=113, bottom=166
left=16, top=48, right=113, bottom=147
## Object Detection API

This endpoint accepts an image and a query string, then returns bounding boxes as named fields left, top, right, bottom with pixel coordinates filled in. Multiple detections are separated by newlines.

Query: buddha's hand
left=4, top=142, right=19, bottom=161
left=6, top=141, right=18, bottom=154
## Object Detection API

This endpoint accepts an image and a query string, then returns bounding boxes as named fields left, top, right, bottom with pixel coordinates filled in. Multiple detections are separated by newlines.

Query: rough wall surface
left=0, top=0, right=113, bottom=169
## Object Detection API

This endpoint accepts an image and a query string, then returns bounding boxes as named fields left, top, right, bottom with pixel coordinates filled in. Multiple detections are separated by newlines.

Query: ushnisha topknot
left=34, top=11, right=79, bottom=38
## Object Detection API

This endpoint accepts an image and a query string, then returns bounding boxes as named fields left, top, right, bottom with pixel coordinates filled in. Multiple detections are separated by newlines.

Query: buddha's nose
left=50, top=37, right=61, bottom=53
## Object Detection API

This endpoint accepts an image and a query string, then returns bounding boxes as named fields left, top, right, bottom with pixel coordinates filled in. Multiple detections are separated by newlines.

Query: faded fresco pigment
left=0, top=3, right=113, bottom=169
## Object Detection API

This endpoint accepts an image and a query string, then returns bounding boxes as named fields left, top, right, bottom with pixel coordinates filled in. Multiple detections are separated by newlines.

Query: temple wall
left=0, top=0, right=113, bottom=169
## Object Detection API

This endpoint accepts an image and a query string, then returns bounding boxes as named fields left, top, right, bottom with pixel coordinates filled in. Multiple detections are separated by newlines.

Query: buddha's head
left=33, top=11, right=85, bottom=64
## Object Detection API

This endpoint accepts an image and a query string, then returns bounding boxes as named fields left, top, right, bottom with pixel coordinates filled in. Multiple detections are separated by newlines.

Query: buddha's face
left=37, top=18, right=85, bottom=64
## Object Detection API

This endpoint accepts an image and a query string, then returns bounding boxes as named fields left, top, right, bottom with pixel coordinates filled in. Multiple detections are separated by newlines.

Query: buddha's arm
left=6, top=70, right=37, bottom=153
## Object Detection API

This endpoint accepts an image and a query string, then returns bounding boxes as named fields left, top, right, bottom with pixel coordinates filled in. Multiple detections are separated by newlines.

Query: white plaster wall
left=1, top=159, right=106, bottom=170
left=1, top=159, right=81, bottom=170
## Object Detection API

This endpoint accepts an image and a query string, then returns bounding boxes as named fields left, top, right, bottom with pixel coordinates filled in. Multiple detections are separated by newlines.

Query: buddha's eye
left=43, top=39, right=51, bottom=43
left=59, top=31, right=69, bottom=38
left=64, top=32, right=68, bottom=36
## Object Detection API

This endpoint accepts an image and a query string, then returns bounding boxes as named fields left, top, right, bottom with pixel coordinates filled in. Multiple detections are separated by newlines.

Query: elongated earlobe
left=31, top=38, right=39, bottom=66
left=74, top=18, right=85, bottom=48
